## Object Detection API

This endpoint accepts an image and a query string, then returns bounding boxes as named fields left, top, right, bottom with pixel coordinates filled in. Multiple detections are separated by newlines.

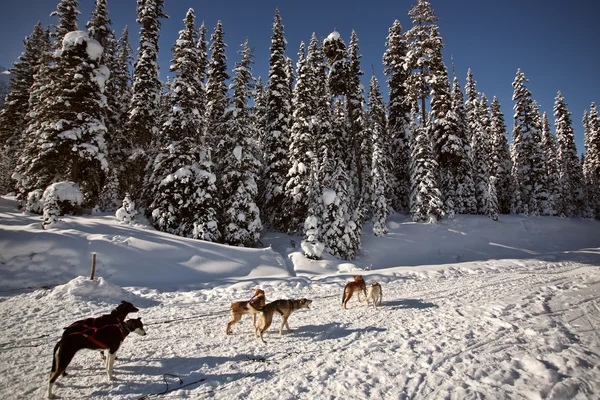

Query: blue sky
left=1, top=0, right=598, bottom=153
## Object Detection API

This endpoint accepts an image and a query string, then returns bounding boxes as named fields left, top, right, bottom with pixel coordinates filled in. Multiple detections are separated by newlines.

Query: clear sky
left=0, top=0, right=598, bottom=153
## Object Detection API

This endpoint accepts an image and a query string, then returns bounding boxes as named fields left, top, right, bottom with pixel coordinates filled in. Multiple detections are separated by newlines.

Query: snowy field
left=0, top=195, right=599, bottom=399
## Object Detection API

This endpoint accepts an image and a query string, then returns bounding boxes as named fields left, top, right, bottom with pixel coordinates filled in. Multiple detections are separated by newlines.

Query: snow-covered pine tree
left=122, top=0, right=167, bottom=202
left=42, top=190, right=61, bottom=229
left=541, top=112, right=559, bottom=215
left=194, top=22, right=208, bottom=145
left=302, top=156, right=325, bottom=259
left=346, top=31, right=368, bottom=211
left=554, top=91, right=586, bottom=216
left=511, top=69, right=546, bottom=215
left=285, top=42, right=314, bottom=233
left=221, top=39, right=263, bottom=246
left=86, top=0, right=110, bottom=52
left=488, top=96, right=513, bottom=214
left=116, top=192, right=137, bottom=224
left=464, top=68, right=478, bottom=149
left=367, top=74, right=391, bottom=236
left=487, top=176, right=499, bottom=221
left=50, top=0, right=79, bottom=49
left=204, top=20, right=229, bottom=161
left=449, top=71, right=476, bottom=215
left=253, top=77, right=268, bottom=145
left=472, top=94, right=492, bottom=215
left=404, top=0, right=440, bottom=124
left=0, top=22, right=51, bottom=194
left=15, top=29, right=110, bottom=208
left=409, top=109, right=444, bottom=223
left=323, top=29, right=347, bottom=97
left=583, top=104, right=600, bottom=218
left=428, top=26, right=463, bottom=218
left=383, top=20, right=411, bottom=213
left=262, top=9, right=292, bottom=231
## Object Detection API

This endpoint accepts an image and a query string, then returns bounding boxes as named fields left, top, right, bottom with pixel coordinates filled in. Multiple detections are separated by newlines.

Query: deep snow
left=0, top=195, right=599, bottom=399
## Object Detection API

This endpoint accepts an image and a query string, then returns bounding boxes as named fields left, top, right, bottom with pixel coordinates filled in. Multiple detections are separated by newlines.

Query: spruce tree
left=16, top=29, right=109, bottom=208
left=122, top=0, right=167, bottom=201
left=541, top=112, right=560, bottom=215
left=0, top=22, right=51, bottom=194
left=511, top=69, right=545, bottom=215
left=489, top=96, right=513, bottom=214
left=383, top=20, right=411, bottom=213
left=204, top=20, right=229, bottom=159
left=583, top=104, right=600, bottom=218
left=367, top=74, right=391, bottom=236
left=472, top=94, right=492, bottom=215
left=221, top=39, right=262, bottom=246
left=262, top=9, right=292, bottom=231
left=285, top=42, right=314, bottom=233
left=50, top=0, right=79, bottom=49
left=404, top=0, right=440, bottom=124
left=450, top=74, right=476, bottom=214
left=409, top=110, right=444, bottom=223
left=554, top=91, right=585, bottom=216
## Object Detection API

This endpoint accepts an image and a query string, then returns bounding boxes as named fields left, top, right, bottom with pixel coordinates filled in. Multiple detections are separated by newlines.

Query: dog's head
left=298, top=298, right=312, bottom=309
left=116, top=300, right=139, bottom=314
left=252, top=288, right=265, bottom=297
left=125, top=317, right=146, bottom=336
left=371, top=282, right=380, bottom=287
left=353, top=275, right=365, bottom=283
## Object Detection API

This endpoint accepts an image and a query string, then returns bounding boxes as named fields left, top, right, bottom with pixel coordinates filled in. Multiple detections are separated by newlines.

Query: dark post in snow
left=90, top=253, right=97, bottom=280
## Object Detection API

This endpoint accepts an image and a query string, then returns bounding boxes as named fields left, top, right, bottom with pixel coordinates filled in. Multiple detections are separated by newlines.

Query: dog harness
left=76, top=322, right=128, bottom=349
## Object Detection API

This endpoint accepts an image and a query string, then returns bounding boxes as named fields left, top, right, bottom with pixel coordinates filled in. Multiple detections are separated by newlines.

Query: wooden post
left=90, top=253, right=97, bottom=280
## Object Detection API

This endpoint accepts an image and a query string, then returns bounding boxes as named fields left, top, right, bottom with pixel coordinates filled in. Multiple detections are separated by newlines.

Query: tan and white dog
left=226, top=288, right=266, bottom=335
left=248, top=298, right=312, bottom=343
left=341, top=275, right=367, bottom=309
left=366, top=282, right=383, bottom=308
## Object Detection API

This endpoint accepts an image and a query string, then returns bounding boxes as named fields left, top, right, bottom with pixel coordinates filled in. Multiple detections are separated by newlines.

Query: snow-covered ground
left=0, top=195, right=599, bottom=399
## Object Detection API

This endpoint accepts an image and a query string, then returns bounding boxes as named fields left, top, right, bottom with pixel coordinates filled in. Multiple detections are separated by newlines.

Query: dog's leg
left=226, top=311, right=242, bottom=335
left=106, top=352, right=116, bottom=381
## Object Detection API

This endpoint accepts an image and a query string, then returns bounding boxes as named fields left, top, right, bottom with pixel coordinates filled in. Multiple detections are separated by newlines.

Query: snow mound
left=47, top=275, right=139, bottom=304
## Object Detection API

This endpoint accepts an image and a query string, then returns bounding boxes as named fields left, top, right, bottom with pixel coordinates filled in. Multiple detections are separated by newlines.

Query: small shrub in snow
left=116, top=194, right=138, bottom=224
left=25, top=189, right=44, bottom=214
left=42, top=191, right=60, bottom=229
left=41, top=182, right=84, bottom=216
left=302, top=215, right=325, bottom=259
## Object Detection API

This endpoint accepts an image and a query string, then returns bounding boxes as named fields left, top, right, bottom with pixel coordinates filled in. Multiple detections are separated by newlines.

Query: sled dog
left=366, top=282, right=383, bottom=308
left=47, top=318, right=146, bottom=399
left=341, top=275, right=367, bottom=309
left=59, top=300, right=139, bottom=371
left=248, top=298, right=312, bottom=343
left=226, top=288, right=266, bottom=334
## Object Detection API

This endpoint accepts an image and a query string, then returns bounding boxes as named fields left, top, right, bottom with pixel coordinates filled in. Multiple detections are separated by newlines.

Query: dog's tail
left=50, top=340, right=61, bottom=376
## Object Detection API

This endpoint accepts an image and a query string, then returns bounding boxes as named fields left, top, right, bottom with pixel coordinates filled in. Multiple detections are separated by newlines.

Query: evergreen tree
left=86, top=0, right=110, bottom=52
left=285, top=42, right=314, bottom=233
left=15, top=25, right=109, bottom=208
left=450, top=74, right=476, bottom=214
left=383, top=20, right=411, bottom=213
left=554, top=91, right=585, bottom=216
left=489, top=96, right=513, bottom=214
left=0, top=22, right=51, bottom=194
left=472, top=94, right=492, bottom=215
left=583, top=104, right=600, bottom=218
left=404, top=0, right=440, bottom=124
left=367, top=74, right=391, bottom=236
left=262, top=9, right=291, bottom=230
left=122, top=0, right=167, bottom=201
left=346, top=31, right=368, bottom=210
left=487, top=176, right=499, bottom=221
left=511, top=69, right=545, bottom=215
left=221, top=39, right=262, bottom=246
left=428, top=27, right=464, bottom=217
left=541, top=112, right=559, bottom=215
left=323, top=29, right=347, bottom=97
left=50, top=0, right=79, bottom=48
left=194, top=22, right=209, bottom=145
left=409, top=110, right=444, bottom=223
left=253, top=77, right=268, bottom=144
left=204, top=20, right=229, bottom=159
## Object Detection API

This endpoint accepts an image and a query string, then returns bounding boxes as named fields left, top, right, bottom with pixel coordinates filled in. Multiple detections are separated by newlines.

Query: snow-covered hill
left=0, top=195, right=599, bottom=399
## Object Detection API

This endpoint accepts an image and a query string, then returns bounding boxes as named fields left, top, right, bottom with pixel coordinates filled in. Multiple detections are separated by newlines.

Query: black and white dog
left=47, top=318, right=146, bottom=399
left=59, top=300, right=139, bottom=370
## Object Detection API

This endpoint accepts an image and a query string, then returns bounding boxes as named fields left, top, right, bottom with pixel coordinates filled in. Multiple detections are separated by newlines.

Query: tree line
left=0, top=0, right=599, bottom=260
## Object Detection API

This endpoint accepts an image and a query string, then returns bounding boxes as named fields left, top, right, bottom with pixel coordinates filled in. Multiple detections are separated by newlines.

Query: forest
left=0, top=0, right=598, bottom=260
